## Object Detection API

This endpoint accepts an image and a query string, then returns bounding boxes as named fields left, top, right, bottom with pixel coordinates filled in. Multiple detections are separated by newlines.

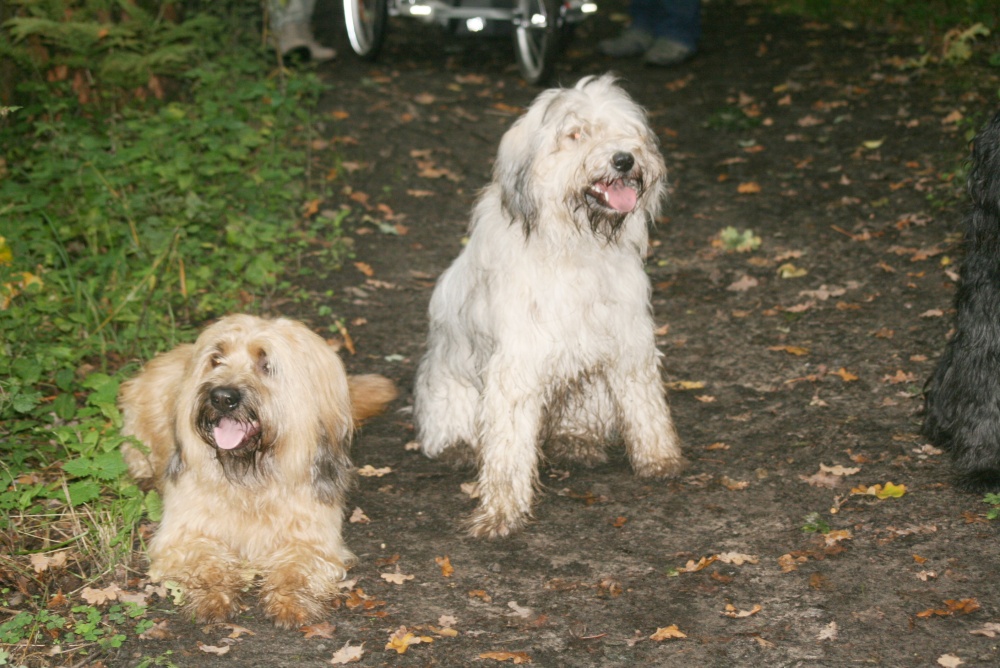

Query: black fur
left=923, top=109, right=1000, bottom=492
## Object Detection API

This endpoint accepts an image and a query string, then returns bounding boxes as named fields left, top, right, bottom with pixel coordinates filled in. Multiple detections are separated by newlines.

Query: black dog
left=924, top=109, right=1000, bottom=492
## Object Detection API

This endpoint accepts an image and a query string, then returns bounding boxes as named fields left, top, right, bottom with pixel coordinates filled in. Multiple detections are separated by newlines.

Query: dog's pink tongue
left=214, top=418, right=253, bottom=450
left=605, top=182, right=637, bottom=212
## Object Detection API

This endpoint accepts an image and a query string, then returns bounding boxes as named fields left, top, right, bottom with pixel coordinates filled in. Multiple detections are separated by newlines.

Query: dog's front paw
left=261, top=589, right=323, bottom=629
left=633, top=455, right=689, bottom=479
left=466, top=506, right=530, bottom=539
left=185, top=585, right=242, bottom=624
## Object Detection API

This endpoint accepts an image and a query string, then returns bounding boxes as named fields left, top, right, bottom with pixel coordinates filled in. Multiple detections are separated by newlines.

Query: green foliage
left=705, top=106, right=762, bottom=132
left=801, top=512, right=831, bottom=534
left=985, top=493, right=1000, bottom=520
left=0, top=6, right=347, bottom=663
left=718, top=226, right=762, bottom=253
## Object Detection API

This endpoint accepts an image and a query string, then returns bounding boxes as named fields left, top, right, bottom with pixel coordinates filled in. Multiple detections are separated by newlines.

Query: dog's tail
left=348, top=374, right=398, bottom=424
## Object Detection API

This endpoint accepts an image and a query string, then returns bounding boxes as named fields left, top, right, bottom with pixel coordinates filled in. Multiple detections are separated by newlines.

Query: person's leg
left=645, top=0, right=700, bottom=65
left=598, top=0, right=657, bottom=58
left=269, top=0, right=335, bottom=62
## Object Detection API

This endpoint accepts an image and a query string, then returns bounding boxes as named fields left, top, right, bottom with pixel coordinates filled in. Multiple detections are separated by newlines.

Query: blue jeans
left=631, top=0, right=701, bottom=51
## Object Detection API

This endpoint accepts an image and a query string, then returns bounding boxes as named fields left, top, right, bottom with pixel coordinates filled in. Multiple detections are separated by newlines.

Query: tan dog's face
left=192, top=332, right=274, bottom=473
left=175, top=315, right=354, bottom=485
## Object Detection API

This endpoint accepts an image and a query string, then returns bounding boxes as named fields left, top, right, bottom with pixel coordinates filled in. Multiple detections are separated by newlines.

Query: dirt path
left=121, top=2, right=1000, bottom=666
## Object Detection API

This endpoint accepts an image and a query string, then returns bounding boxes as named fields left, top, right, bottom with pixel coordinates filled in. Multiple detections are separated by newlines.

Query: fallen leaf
left=81, top=584, right=121, bottom=606
left=385, top=626, right=432, bottom=654
left=678, top=555, right=718, bottom=573
left=831, top=367, right=859, bottom=382
left=349, top=507, right=370, bottom=524
left=507, top=601, right=533, bottom=618
left=823, top=529, right=853, bottom=546
left=917, top=598, right=980, bottom=618
left=882, top=370, right=918, bottom=385
left=717, top=552, right=759, bottom=565
left=381, top=572, right=415, bottom=585
left=768, top=345, right=809, bottom=356
left=920, top=309, right=944, bottom=318
left=461, top=481, right=480, bottom=498
left=479, top=651, right=532, bottom=663
left=354, top=262, right=374, bottom=277
left=301, top=621, right=336, bottom=639
left=650, top=625, right=687, bottom=641
left=357, top=465, right=392, bottom=477
left=937, top=654, right=964, bottom=667
left=820, top=463, right=861, bottom=476
left=665, top=380, right=706, bottom=391
left=778, top=553, right=808, bottom=572
left=198, top=643, right=230, bottom=656
left=777, top=263, right=808, bottom=278
left=727, top=274, right=759, bottom=292
left=720, top=476, right=750, bottom=491
left=435, top=556, right=455, bottom=577
left=722, top=603, right=762, bottom=618
left=611, top=515, right=628, bottom=528
left=30, top=551, right=68, bottom=573
left=970, top=622, right=1000, bottom=638
left=737, top=181, right=762, bottom=194
left=817, top=621, right=838, bottom=640
left=221, top=623, right=255, bottom=639
left=469, top=589, right=492, bottom=602
left=330, top=641, right=365, bottom=664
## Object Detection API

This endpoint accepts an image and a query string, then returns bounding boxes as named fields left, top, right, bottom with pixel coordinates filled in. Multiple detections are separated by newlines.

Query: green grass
left=0, top=3, right=349, bottom=664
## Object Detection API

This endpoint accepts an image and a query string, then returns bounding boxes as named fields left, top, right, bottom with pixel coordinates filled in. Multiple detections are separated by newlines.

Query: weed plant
left=0, top=3, right=347, bottom=664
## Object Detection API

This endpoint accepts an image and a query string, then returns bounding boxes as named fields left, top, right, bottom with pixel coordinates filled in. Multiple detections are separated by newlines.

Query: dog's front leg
left=260, top=543, right=349, bottom=628
left=609, top=360, right=688, bottom=478
left=467, top=362, right=543, bottom=538
left=148, top=534, right=246, bottom=624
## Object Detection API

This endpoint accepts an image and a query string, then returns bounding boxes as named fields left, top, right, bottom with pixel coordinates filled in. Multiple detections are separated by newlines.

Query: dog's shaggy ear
left=494, top=114, right=542, bottom=236
left=119, top=343, right=194, bottom=489
left=348, top=374, right=397, bottom=424
left=312, top=426, right=355, bottom=507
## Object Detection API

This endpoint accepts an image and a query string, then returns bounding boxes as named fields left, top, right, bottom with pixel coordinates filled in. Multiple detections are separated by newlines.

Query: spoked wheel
left=344, top=0, right=388, bottom=60
left=513, top=0, right=562, bottom=85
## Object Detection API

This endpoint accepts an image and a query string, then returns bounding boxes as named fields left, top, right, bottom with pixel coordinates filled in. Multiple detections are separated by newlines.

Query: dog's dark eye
left=210, top=355, right=223, bottom=368
left=568, top=130, right=582, bottom=141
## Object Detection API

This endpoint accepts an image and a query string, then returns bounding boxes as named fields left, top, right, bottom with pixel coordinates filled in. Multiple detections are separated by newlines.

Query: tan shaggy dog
left=120, top=314, right=396, bottom=627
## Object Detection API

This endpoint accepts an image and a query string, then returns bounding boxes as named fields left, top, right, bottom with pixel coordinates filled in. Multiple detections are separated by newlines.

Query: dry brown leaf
left=349, top=507, right=370, bottom=524
left=882, top=370, right=917, bottom=385
left=970, top=623, right=1000, bottom=638
left=737, top=181, right=762, bottom=194
left=720, top=476, right=750, bottom=491
left=717, top=552, right=759, bottom=565
left=357, top=465, right=392, bottom=477
left=722, top=603, right=762, bottom=618
left=30, top=551, right=68, bottom=573
left=81, top=584, right=121, bottom=606
left=820, top=463, right=861, bottom=476
left=778, top=553, right=808, bottom=572
left=727, top=274, right=759, bottom=292
left=479, top=651, right=532, bottom=663
left=385, top=627, right=432, bottom=654
left=435, top=555, right=455, bottom=578
left=831, top=367, right=859, bottom=382
left=198, top=643, right=230, bottom=656
left=678, top=555, right=718, bottom=573
left=649, top=625, right=687, bottom=641
left=381, top=572, right=415, bottom=585
left=938, top=654, right=964, bottom=667
left=665, top=380, right=706, bottom=391
left=139, top=620, right=172, bottom=640
left=768, top=345, right=809, bottom=356
left=823, top=529, right=853, bottom=546
left=469, top=589, right=492, bottom=602
left=330, top=641, right=365, bottom=664
left=354, top=262, right=374, bottom=277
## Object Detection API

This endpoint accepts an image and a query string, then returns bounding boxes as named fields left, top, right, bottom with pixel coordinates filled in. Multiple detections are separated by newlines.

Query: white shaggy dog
left=414, top=74, right=687, bottom=538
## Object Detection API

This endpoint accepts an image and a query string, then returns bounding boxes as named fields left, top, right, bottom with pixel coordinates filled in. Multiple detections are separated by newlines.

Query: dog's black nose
left=210, top=387, right=241, bottom=412
left=612, top=151, right=635, bottom=173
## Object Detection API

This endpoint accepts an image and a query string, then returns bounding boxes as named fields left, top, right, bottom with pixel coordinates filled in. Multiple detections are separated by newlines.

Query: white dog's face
left=494, top=74, right=667, bottom=241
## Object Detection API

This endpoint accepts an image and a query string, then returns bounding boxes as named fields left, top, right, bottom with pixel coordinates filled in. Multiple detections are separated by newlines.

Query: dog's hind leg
left=414, top=354, right=479, bottom=459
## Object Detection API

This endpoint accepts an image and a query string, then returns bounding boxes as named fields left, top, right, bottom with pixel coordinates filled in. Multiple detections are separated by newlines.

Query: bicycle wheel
left=344, top=0, right=388, bottom=60
left=513, top=0, right=561, bottom=85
